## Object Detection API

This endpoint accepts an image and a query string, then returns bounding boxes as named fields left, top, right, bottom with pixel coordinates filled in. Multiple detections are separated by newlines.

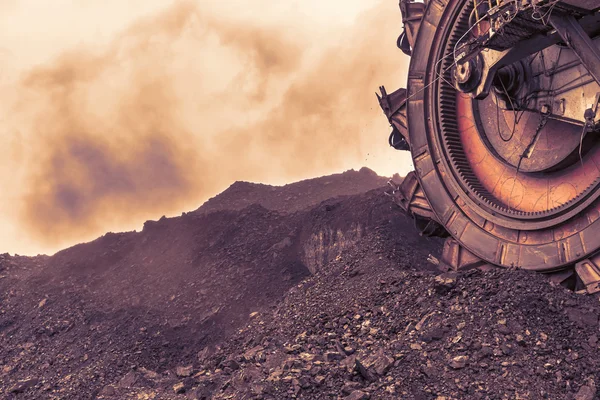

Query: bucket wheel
left=380, top=0, right=600, bottom=292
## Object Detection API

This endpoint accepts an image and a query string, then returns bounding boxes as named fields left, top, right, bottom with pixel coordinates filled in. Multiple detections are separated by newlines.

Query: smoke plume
left=10, top=1, right=407, bottom=252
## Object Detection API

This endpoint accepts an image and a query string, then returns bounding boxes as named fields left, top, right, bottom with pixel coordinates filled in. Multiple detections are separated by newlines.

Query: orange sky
left=0, top=0, right=412, bottom=255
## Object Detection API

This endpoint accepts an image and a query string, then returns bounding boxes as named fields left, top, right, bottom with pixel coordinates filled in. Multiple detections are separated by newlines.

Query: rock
left=500, top=343, right=513, bottom=355
left=38, top=298, right=47, bottom=308
left=285, top=344, right=301, bottom=354
left=362, top=350, right=394, bottom=376
left=192, top=384, right=217, bottom=400
left=173, top=382, right=186, bottom=394
left=341, top=381, right=361, bottom=395
left=267, top=370, right=283, bottom=383
left=449, top=356, right=468, bottom=369
left=428, top=328, right=445, bottom=341
left=566, top=308, right=599, bottom=328
left=243, top=345, right=265, bottom=361
left=139, top=367, right=160, bottom=380
left=575, top=384, right=596, bottom=400
left=198, top=346, right=216, bottom=362
left=421, top=365, right=438, bottom=378
left=325, top=351, right=344, bottom=362
left=478, top=346, right=493, bottom=359
left=221, top=358, right=240, bottom=371
left=434, top=272, right=458, bottom=293
left=355, top=359, right=376, bottom=382
left=346, top=390, right=370, bottom=400
left=315, top=375, right=326, bottom=386
left=118, top=371, right=138, bottom=388
left=283, top=357, right=302, bottom=370
left=99, top=385, right=116, bottom=396
left=176, top=365, right=193, bottom=377
left=497, top=325, right=511, bottom=335
left=297, top=376, right=311, bottom=389
left=335, top=341, right=348, bottom=356
left=341, top=354, right=358, bottom=373
left=415, top=312, right=435, bottom=331
left=9, top=378, right=39, bottom=393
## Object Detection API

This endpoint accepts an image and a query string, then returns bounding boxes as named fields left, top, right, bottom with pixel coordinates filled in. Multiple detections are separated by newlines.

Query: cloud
left=12, top=0, right=406, bottom=251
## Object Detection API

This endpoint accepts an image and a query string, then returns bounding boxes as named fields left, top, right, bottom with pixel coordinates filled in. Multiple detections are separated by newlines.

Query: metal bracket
left=378, top=86, right=411, bottom=150
left=584, top=92, right=600, bottom=127
left=462, top=12, right=600, bottom=99
left=385, top=173, right=447, bottom=238
left=575, top=259, right=600, bottom=294
left=439, top=237, right=488, bottom=272
left=549, top=13, right=600, bottom=89
left=399, top=0, right=426, bottom=53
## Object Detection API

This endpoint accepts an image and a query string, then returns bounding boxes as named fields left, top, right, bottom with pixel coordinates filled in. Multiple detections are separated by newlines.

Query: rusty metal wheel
left=401, top=0, right=600, bottom=272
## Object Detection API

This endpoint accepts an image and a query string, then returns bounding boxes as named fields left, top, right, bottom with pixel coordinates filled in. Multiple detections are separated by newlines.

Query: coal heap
left=193, top=242, right=600, bottom=400
left=3, top=166, right=599, bottom=400
left=197, top=167, right=391, bottom=214
left=97, top=218, right=600, bottom=400
left=1, top=168, right=435, bottom=399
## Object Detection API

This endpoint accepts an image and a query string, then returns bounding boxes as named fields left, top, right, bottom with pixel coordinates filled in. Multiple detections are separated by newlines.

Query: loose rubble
left=197, top=167, right=391, bottom=215
left=89, top=226, right=599, bottom=399
left=2, top=167, right=599, bottom=399
left=0, top=169, right=437, bottom=399
left=184, top=239, right=600, bottom=399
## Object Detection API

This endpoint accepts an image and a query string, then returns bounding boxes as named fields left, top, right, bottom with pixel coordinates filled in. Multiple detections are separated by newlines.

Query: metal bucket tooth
left=377, top=86, right=410, bottom=150
left=575, top=258, right=600, bottom=294
left=398, top=0, right=427, bottom=56
left=386, top=172, right=448, bottom=238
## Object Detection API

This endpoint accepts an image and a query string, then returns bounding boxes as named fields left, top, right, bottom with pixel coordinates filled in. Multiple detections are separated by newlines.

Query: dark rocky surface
left=196, top=167, right=392, bottom=215
left=2, top=167, right=599, bottom=399
left=1, top=169, right=440, bottom=399
left=166, top=228, right=600, bottom=400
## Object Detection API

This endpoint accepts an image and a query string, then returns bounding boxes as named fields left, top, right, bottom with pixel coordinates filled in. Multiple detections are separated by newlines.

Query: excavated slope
left=95, top=224, right=600, bottom=400
left=1, top=169, right=435, bottom=399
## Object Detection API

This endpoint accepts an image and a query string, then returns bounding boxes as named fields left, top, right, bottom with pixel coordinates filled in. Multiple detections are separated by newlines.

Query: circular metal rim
left=467, top=99, right=600, bottom=223
left=437, top=2, right=600, bottom=228
left=406, top=0, right=600, bottom=271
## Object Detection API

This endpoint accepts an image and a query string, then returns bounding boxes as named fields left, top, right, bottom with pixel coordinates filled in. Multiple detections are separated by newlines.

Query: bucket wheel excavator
left=379, top=0, right=600, bottom=292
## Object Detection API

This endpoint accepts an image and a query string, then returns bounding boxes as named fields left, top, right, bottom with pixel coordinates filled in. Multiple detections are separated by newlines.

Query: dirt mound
left=0, top=170, right=434, bottom=399
left=111, top=227, right=600, bottom=399
left=6, top=164, right=599, bottom=400
left=197, top=167, right=391, bottom=214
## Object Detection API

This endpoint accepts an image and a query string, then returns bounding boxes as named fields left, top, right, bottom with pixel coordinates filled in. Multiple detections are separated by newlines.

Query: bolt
left=540, top=104, right=551, bottom=114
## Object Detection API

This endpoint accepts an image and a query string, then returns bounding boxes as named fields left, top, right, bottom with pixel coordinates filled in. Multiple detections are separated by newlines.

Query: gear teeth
left=433, top=1, right=600, bottom=220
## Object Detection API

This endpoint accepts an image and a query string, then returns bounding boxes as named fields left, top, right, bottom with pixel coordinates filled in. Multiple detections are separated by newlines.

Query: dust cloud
left=7, top=1, right=409, bottom=253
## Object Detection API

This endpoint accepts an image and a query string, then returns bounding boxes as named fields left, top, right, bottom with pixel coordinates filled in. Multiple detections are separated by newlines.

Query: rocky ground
left=2, top=167, right=599, bottom=399
left=196, top=167, right=393, bottom=215
left=94, top=223, right=600, bottom=400
left=198, top=248, right=600, bottom=400
left=1, top=168, right=437, bottom=399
